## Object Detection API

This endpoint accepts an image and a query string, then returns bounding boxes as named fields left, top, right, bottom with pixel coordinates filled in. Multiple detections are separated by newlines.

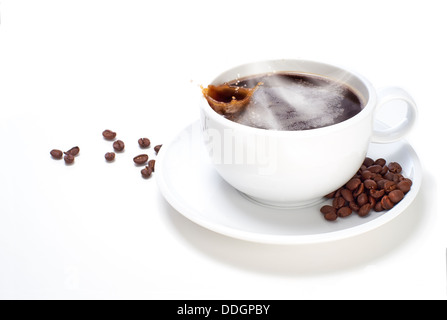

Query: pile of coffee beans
left=50, top=129, right=162, bottom=179
left=50, top=146, right=80, bottom=164
left=320, top=157, right=412, bottom=221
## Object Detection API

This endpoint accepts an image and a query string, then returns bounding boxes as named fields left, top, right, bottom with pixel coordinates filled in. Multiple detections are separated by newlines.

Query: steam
left=233, top=73, right=348, bottom=130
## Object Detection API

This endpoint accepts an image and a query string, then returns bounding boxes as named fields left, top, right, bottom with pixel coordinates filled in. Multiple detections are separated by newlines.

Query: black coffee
left=223, top=72, right=364, bottom=131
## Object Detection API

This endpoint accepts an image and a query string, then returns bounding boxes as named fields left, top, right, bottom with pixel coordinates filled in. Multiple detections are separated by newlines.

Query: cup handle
left=371, top=86, right=418, bottom=143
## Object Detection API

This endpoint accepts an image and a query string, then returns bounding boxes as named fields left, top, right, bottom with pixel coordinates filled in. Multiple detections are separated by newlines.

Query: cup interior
left=209, top=59, right=371, bottom=112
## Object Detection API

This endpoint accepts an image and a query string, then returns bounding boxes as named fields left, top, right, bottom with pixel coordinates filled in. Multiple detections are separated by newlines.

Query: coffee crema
left=204, top=72, right=364, bottom=131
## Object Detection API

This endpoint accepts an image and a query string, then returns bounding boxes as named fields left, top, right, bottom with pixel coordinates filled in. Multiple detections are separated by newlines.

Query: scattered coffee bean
left=113, top=140, right=125, bottom=152
left=65, top=146, right=80, bottom=156
left=138, top=138, right=151, bottom=148
left=102, top=129, right=117, bottom=140
left=148, top=159, right=156, bottom=172
left=133, top=154, right=149, bottom=165
left=141, top=166, right=153, bottom=179
left=321, top=157, right=412, bottom=222
left=50, top=149, right=63, bottom=159
left=64, top=153, right=75, bottom=164
left=154, top=144, right=162, bottom=154
left=105, top=152, right=115, bottom=162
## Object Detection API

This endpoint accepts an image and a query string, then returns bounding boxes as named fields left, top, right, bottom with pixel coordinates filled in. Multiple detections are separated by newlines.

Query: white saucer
left=156, top=120, right=422, bottom=245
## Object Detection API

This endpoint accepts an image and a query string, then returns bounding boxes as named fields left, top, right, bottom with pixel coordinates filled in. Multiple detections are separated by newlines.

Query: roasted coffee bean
left=320, top=205, right=336, bottom=215
left=353, top=182, right=364, bottom=197
left=333, top=196, right=346, bottom=209
left=141, top=166, right=153, bottom=179
left=388, top=189, right=404, bottom=203
left=346, top=178, right=361, bottom=191
left=113, top=140, right=125, bottom=152
left=133, top=154, right=149, bottom=165
left=102, top=129, right=117, bottom=140
left=377, top=179, right=388, bottom=190
left=363, top=157, right=375, bottom=167
left=384, top=172, right=394, bottom=181
left=364, top=179, right=377, bottom=190
left=381, top=195, right=394, bottom=210
left=384, top=180, right=397, bottom=193
left=337, top=206, right=352, bottom=218
left=374, top=202, right=384, bottom=212
left=105, top=152, right=115, bottom=162
left=358, top=203, right=372, bottom=217
left=325, top=191, right=336, bottom=198
left=341, top=188, right=354, bottom=202
left=138, top=138, right=151, bottom=148
left=154, top=144, right=162, bottom=154
left=374, top=158, right=386, bottom=166
left=367, top=164, right=383, bottom=174
left=349, top=201, right=360, bottom=212
left=148, top=159, right=156, bottom=172
left=65, top=146, right=80, bottom=156
left=357, top=193, right=369, bottom=206
left=361, top=170, right=374, bottom=180
left=324, top=212, right=338, bottom=221
left=368, top=195, right=377, bottom=207
left=369, top=188, right=385, bottom=199
left=64, top=154, right=75, bottom=164
left=397, top=179, right=412, bottom=193
left=50, top=149, right=63, bottom=159
left=388, top=162, right=402, bottom=173
left=380, top=165, right=389, bottom=175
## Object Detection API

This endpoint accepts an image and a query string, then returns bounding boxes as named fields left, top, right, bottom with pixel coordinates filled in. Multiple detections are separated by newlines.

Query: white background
left=0, top=0, right=444, bottom=299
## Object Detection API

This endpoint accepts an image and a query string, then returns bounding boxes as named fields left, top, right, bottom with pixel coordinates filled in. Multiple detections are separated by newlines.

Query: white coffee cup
left=200, top=59, right=417, bottom=208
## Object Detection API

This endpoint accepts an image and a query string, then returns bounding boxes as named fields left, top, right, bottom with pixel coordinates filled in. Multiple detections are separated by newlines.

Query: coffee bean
left=364, top=179, right=377, bottom=190
left=65, top=146, right=80, bottom=156
left=384, top=180, right=397, bottom=193
left=357, top=193, right=369, bottom=206
left=353, top=182, right=364, bottom=197
left=320, top=205, right=336, bottom=215
left=133, top=154, right=149, bottom=165
left=64, top=153, right=75, bottom=164
left=102, top=129, right=117, bottom=140
left=346, top=178, right=361, bottom=191
left=324, top=211, right=338, bottom=221
left=341, top=188, right=354, bottom=202
left=113, top=140, right=125, bottom=152
left=397, top=179, right=412, bottom=193
left=381, top=195, right=394, bottom=210
left=388, top=189, right=404, bottom=203
left=349, top=201, right=360, bottom=212
left=141, top=166, right=153, bottom=179
left=337, top=206, right=352, bottom=218
left=369, top=188, right=385, bottom=199
left=374, top=158, right=386, bottom=166
left=388, top=162, right=402, bottom=173
left=138, top=138, right=151, bottom=148
left=50, top=149, right=63, bottom=159
left=105, top=152, right=115, bottom=162
left=333, top=196, right=346, bottom=209
left=367, top=164, right=383, bottom=174
left=358, top=203, right=372, bottom=217
left=148, top=159, right=156, bottom=172
left=154, top=144, right=162, bottom=154
left=363, top=157, right=375, bottom=167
